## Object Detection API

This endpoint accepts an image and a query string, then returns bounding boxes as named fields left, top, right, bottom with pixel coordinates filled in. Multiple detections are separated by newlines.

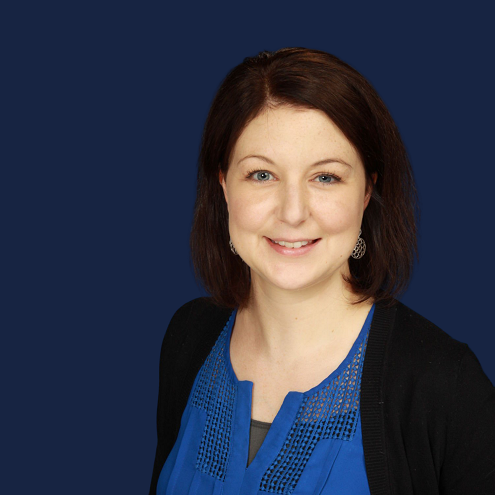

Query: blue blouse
left=157, top=304, right=375, bottom=495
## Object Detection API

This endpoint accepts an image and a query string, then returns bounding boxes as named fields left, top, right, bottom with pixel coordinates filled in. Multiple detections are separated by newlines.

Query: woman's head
left=220, top=105, right=375, bottom=302
left=191, top=47, right=419, bottom=309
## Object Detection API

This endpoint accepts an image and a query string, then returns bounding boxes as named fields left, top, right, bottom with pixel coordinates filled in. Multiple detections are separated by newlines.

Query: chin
left=264, top=270, right=324, bottom=291
left=271, top=280, right=310, bottom=291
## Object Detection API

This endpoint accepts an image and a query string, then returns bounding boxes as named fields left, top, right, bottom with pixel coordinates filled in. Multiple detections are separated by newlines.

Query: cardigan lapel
left=361, top=300, right=398, bottom=495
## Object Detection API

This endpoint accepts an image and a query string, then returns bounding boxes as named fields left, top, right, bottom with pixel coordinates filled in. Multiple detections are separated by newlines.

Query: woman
left=149, top=48, right=495, bottom=494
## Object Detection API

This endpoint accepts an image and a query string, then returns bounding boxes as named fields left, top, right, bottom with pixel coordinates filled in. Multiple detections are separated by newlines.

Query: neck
left=236, top=269, right=374, bottom=364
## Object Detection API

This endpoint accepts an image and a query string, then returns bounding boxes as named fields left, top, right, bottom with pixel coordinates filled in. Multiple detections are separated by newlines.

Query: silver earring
left=351, top=229, right=366, bottom=259
left=229, top=239, right=238, bottom=255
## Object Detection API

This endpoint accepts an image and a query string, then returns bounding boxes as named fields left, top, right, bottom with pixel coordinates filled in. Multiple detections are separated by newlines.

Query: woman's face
left=220, top=106, right=373, bottom=295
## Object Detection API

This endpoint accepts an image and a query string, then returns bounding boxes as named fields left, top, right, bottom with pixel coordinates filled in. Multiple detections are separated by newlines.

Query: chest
left=158, top=313, right=372, bottom=494
left=230, top=339, right=354, bottom=423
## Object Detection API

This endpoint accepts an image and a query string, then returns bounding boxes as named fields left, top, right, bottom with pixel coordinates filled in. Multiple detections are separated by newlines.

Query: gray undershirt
left=248, top=419, right=272, bottom=466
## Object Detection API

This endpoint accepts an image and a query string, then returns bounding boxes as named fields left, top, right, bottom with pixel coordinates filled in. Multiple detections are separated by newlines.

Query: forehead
left=231, top=106, right=360, bottom=166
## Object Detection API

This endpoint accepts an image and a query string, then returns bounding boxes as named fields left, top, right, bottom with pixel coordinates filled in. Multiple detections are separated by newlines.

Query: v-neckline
left=220, top=304, right=374, bottom=474
left=224, top=304, right=375, bottom=400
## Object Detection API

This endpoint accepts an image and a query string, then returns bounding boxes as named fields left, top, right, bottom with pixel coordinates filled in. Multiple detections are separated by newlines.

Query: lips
left=268, top=238, right=319, bottom=246
left=268, top=238, right=318, bottom=243
left=265, top=236, right=321, bottom=255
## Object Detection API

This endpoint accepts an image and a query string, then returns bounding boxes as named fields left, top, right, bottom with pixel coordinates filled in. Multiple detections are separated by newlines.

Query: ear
left=364, top=172, right=377, bottom=210
left=219, top=170, right=229, bottom=210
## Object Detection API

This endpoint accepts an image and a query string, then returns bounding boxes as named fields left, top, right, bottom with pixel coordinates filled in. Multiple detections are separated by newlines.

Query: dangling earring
left=229, top=239, right=238, bottom=256
left=351, top=229, right=366, bottom=259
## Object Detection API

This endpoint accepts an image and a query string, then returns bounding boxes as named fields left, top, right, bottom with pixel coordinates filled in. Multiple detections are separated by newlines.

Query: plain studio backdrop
left=2, top=2, right=494, bottom=494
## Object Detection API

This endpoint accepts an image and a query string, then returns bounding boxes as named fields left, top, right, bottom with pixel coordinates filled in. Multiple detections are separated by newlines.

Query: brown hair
left=190, top=47, right=419, bottom=309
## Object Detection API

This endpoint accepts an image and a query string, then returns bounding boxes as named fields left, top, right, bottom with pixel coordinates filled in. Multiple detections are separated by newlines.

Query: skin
left=219, top=105, right=378, bottom=421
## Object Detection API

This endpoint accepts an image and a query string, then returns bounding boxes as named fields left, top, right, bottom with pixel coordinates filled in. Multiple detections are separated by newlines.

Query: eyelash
left=245, top=169, right=342, bottom=186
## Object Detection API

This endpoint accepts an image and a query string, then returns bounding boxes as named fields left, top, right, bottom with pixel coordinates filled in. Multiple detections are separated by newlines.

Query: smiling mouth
left=268, top=238, right=319, bottom=248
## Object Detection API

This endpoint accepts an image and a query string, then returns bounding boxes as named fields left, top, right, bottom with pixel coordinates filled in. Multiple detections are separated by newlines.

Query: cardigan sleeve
left=439, top=344, right=495, bottom=494
left=148, top=300, right=196, bottom=495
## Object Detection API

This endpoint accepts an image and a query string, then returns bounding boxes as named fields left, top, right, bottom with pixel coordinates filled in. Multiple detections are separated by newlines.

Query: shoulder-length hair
left=190, top=47, right=419, bottom=310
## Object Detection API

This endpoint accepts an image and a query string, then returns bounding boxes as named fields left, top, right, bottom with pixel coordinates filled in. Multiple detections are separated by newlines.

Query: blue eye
left=247, top=170, right=274, bottom=182
left=316, top=174, right=338, bottom=184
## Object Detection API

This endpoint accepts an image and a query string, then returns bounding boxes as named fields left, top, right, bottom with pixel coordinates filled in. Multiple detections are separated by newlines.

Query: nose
left=276, top=180, right=310, bottom=226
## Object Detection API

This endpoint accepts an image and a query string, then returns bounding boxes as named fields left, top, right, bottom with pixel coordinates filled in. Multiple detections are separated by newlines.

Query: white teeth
left=272, top=239, right=312, bottom=248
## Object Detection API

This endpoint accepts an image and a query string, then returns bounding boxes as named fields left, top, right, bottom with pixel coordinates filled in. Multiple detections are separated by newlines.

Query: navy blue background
left=3, top=2, right=494, bottom=494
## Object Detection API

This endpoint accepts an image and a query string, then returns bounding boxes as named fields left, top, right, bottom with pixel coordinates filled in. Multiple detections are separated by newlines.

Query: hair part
left=190, top=47, right=419, bottom=310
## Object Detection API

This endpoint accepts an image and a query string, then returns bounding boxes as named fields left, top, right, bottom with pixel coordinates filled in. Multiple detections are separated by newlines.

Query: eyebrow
left=236, top=154, right=352, bottom=169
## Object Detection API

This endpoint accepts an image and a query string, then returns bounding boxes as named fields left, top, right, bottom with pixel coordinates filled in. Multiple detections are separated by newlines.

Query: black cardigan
left=149, top=298, right=495, bottom=495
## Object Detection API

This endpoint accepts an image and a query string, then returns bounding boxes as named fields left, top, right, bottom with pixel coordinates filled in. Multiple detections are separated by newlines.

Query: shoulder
left=157, top=297, right=234, bottom=415
left=390, top=300, right=467, bottom=363
left=366, top=304, right=495, bottom=491
left=386, top=300, right=466, bottom=374
left=165, top=297, right=233, bottom=334
left=382, top=299, right=493, bottom=398
left=391, top=299, right=467, bottom=355
left=160, top=297, right=233, bottom=360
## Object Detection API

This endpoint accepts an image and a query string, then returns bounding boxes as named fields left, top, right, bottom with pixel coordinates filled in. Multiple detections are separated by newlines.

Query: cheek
left=228, top=194, right=271, bottom=233
left=313, top=196, right=361, bottom=233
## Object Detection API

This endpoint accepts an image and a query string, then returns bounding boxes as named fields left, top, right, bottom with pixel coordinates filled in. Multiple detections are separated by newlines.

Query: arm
left=439, top=345, right=495, bottom=494
left=148, top=301, right=196, bottom=495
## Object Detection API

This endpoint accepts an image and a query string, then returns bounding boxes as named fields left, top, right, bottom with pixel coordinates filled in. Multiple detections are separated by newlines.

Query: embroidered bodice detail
left=260, top=333, right=369, bottom=493
left=191, top=311, right=237, bottom=481
left=191, top=310, right=370, bottom=493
